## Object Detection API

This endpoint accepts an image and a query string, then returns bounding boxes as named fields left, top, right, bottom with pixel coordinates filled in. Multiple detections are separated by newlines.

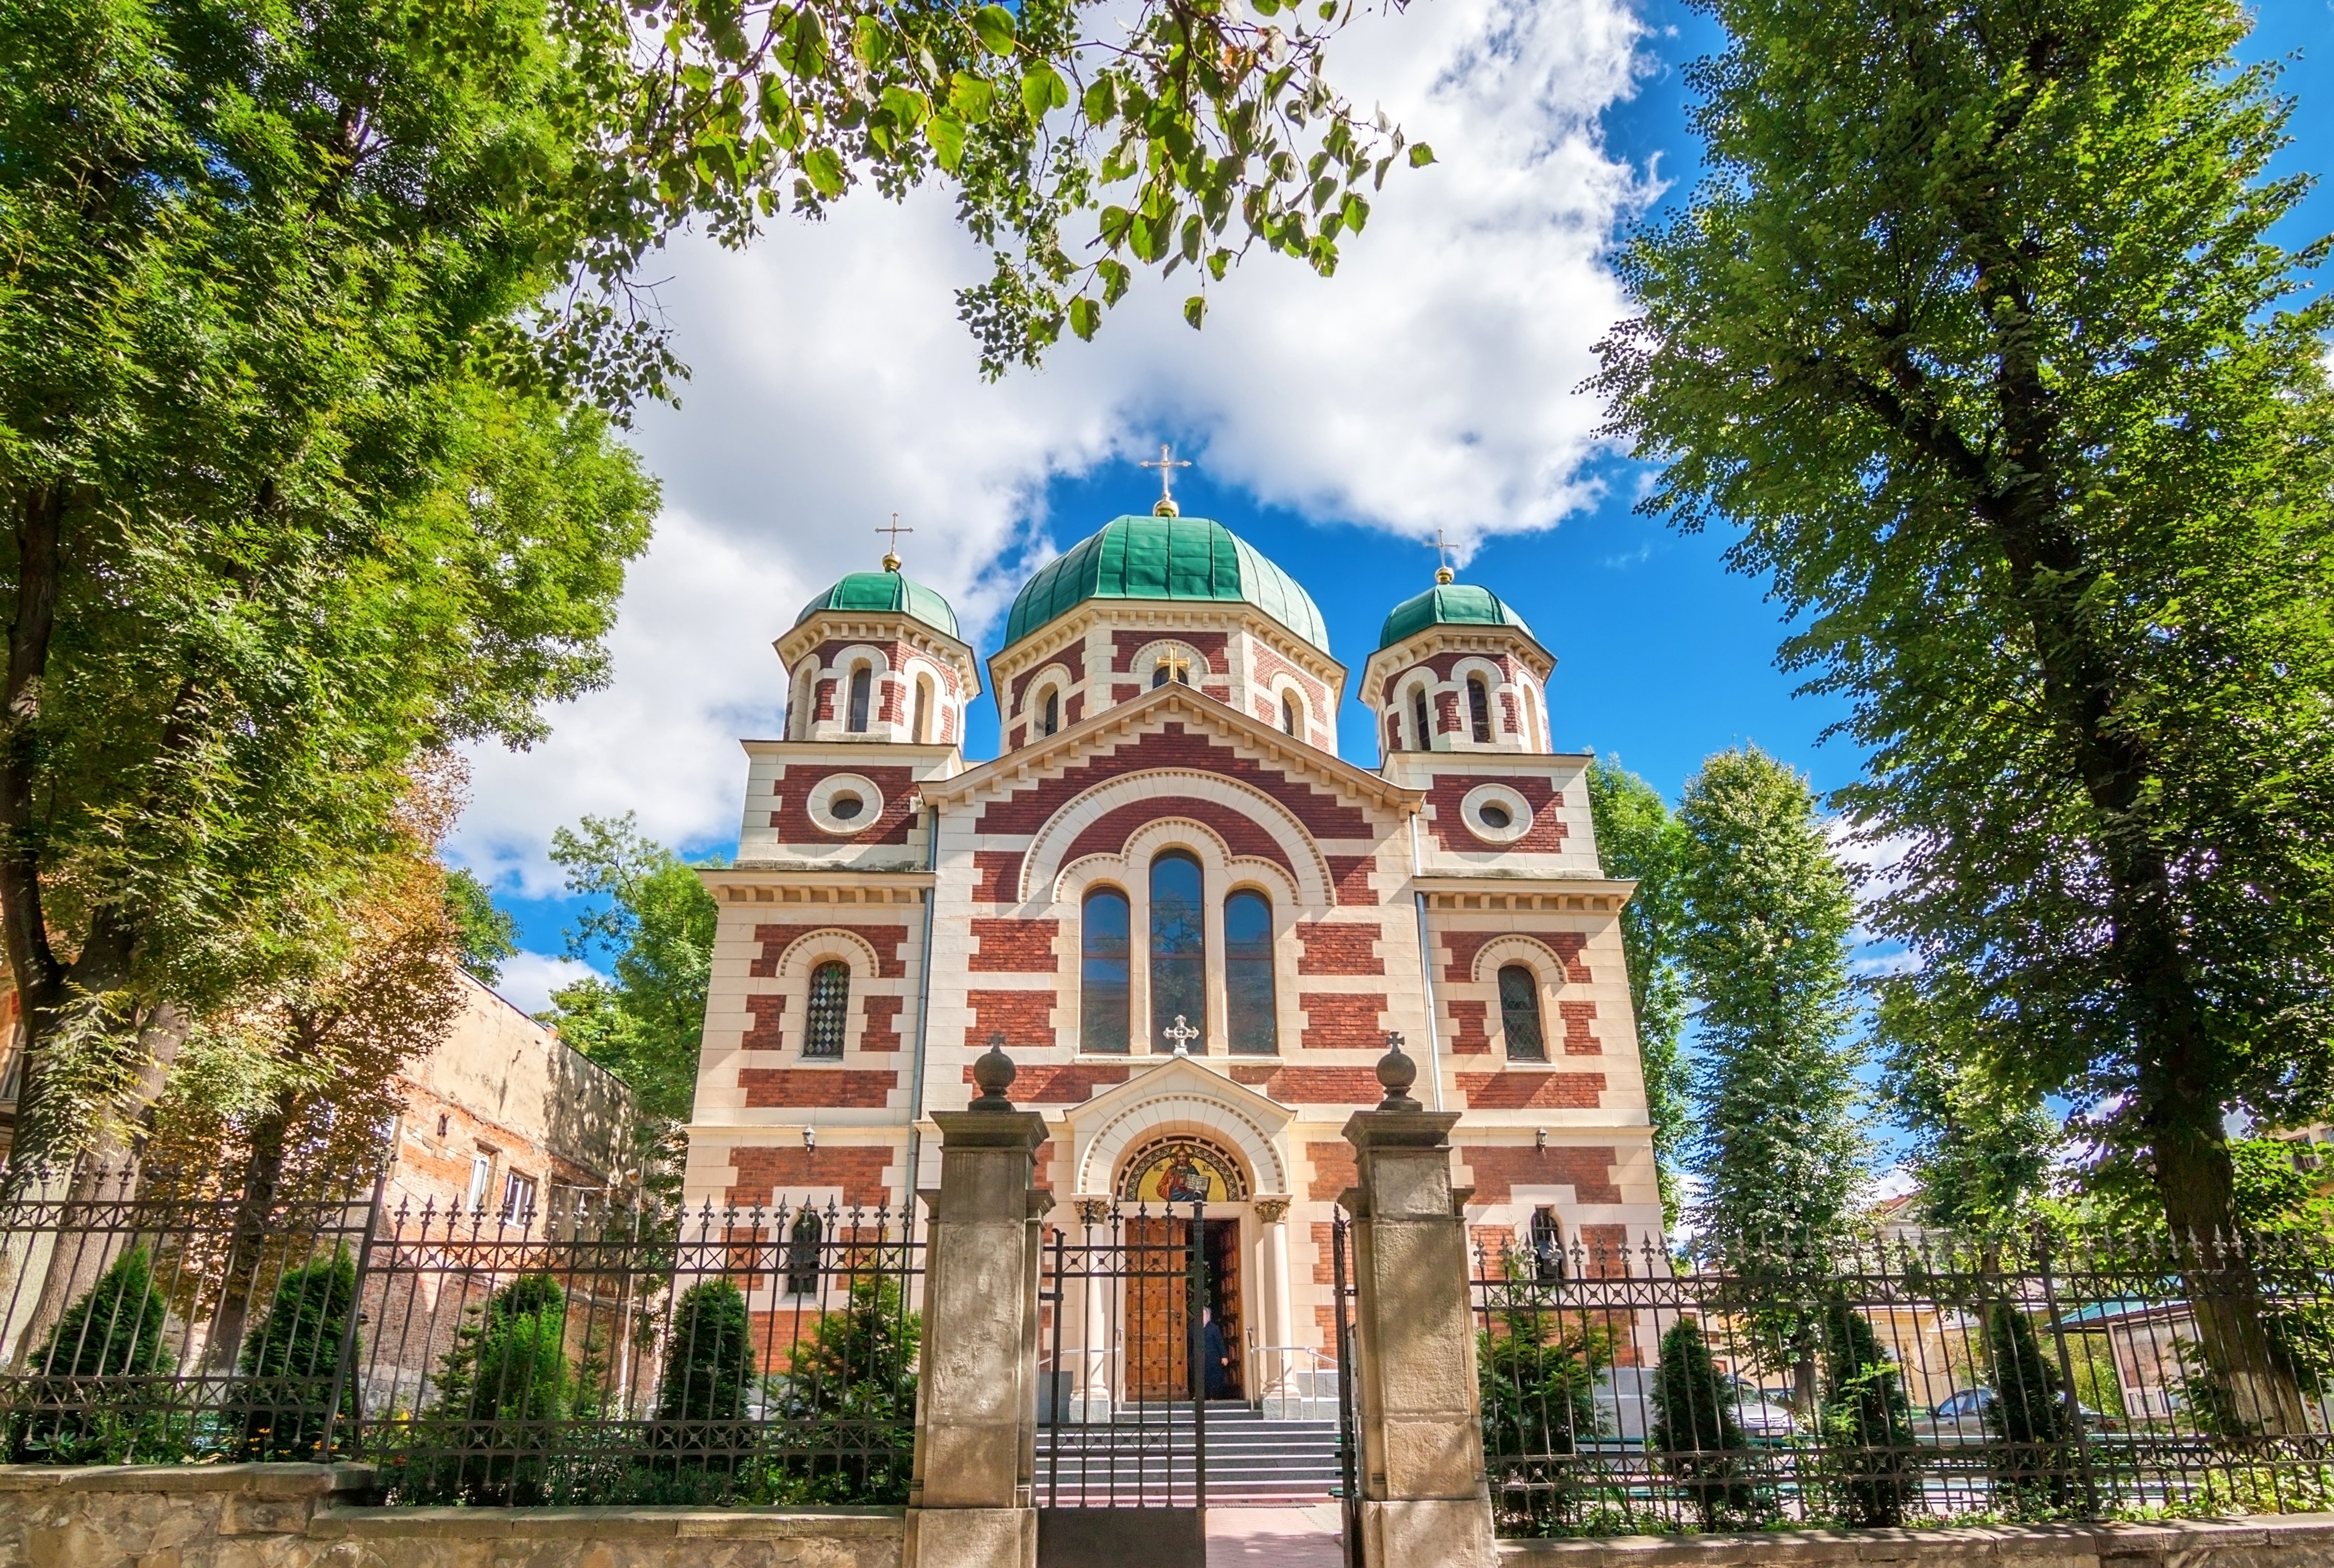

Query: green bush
left=1650, top=1318, right=1757, bottom=1529
left=645, top=1278, right=755, bottom=1488
left=1986, top=1300, right=2076, bottom=1514
left=765, top=1275, right=920, bottom=1505
left=5, top=1247, right=174, bottom=1463
left=390, top=1271, right=574, bottom=1504
left=229, top=1250, right=359, bottom=1460
left=1817, top=1297, right=1916, bottom=1527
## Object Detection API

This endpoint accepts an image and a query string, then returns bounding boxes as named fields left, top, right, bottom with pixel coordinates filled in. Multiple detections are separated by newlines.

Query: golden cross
left=1430, top=528, right=1455, bottom=584
left=876, top=512, right=913, bottom=569
left=1138, top=443, right=1193, bottom=517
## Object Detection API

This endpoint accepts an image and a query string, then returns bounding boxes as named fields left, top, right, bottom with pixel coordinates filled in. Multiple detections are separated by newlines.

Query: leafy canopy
left=1591, top=0, right=2334, bottom=1243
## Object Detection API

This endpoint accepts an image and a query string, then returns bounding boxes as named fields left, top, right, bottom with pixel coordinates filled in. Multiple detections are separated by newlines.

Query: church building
left=682, top=484, right=1663, bottom=1403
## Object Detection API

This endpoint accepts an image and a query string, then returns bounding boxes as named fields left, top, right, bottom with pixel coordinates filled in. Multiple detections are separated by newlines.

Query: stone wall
left=1499, top=1515, right=2334, bottom=1568
left=0, top=1464, right=904, bottom=1568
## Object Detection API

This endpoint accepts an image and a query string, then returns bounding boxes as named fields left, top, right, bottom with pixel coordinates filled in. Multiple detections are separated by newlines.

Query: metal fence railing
left=0, top=1162, right=920, bottom=1507
left=1475, top=1225, right=2334, bottom=1537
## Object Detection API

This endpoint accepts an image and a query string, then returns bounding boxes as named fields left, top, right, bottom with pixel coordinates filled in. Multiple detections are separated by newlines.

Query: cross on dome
left=1138, top=444, right=1192, bottom=517
left=1431, top=528, right=1456, bottom=585
left=876, top=512, right=913, bottom=571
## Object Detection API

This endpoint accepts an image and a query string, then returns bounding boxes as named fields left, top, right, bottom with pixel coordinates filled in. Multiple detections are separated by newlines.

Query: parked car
left=1721, top=1376, right=1799, bottom=1445
left=1910, top=1386, right=2115, bottom=1445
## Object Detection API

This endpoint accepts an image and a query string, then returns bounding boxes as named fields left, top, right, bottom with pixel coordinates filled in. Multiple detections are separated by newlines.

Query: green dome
left=796, top=567, right=960, bottom=640
left=1377, top=582, right=1530, bottom=650
left=1003, top=515, right=1330, bottom=653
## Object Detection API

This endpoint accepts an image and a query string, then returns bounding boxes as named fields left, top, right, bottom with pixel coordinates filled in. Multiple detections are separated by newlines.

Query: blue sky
left=478, top=0, right=2334, bottom=1037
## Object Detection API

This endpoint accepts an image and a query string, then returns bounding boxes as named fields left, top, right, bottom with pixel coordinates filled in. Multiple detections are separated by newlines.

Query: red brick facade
left=739, top=1069, right=899, bottom=1109
left=1422, top=773, right=1567, bottom=853
left=967, top=987, right=1056, bottom=1050
left=1299, top=992, right=1386, bottom=1050
left=768, top=764, right=920, bottom=846
left=977, top=724, right=1372, bottom=841
left=970, top=918, right=1060, bottom=972
left=728, top=1145, right=893, bottom=1208
left=1298, top=922, right=1383, bottom=975
left=752, top=922, right=911, bottom=978
left=1454, top=1071, right=1607, bottom=1110
left=1458, top=1144, right=1621, bottom=1206
left=860, top=993, right=904, bottom=1052
left=1440, top=929, right=1590, bottom=985
left=1448, top=999, right=1491, bottom=1054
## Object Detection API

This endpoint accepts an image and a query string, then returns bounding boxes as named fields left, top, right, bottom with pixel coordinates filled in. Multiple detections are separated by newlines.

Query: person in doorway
left=1201, top=1307, right=1232, bottom=1399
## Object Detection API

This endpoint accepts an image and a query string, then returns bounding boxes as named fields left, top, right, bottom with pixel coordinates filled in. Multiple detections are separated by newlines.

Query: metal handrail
left=1249, top=1343, right=1341, bottom=1420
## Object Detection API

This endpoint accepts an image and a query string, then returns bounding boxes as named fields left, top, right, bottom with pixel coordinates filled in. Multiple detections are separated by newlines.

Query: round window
left=1459, top=783, right=1534, bottom=845
left=1478, top=803, right=1512, bottom=829
left=830, top=792, right=864, bottom=821
left=805, top=773, right=885, bottom=835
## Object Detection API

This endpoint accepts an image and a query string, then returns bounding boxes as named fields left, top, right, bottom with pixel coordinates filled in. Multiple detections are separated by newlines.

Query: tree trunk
left=200, top=1081, right=302, bottom=1375
left=0, top=483, right=68, bottom=1188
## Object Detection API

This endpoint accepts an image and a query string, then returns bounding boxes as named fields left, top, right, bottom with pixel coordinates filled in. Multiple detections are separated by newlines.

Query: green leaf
left=1179, top=214, right=1204, bottom=263
left=801, top=146, right=847, bottom=198
left=949, top=73, right=996, bottom=124
left=1083, top=76, right=1118, bottom=125
left=1099, top=206, right=1133, bottom=249
left=928, top=116, right=967, bottom=171
left=1098, top=257, right=1132, bottom=304
left=852, top=15, right=891, bottom=68
left=881, top=86, right=929, bottom=128
left=1068, top=296, right=1101, bottom=341
left=1183, top=294, right=1207, bottom=330
left=972, top=5, right=1017, bottom=55
left=1021, top=64, right=1068, bottom=121
left=1408, top=142, right=1436, bottom=167
left=1340, top=192, right=1369, bottom=232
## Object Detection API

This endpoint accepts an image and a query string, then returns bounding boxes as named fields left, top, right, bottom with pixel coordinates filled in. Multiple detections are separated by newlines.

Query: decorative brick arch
left=1076, top=1091, right=1289, bottom=1197
left=1462, top=933, right=1577, bottom=988
left=769, top=926, right=888, bottom=981
left=1021, top=768, right=1333, bottom=906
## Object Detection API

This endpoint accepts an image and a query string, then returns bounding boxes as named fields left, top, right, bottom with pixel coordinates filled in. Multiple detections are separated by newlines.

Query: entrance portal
left=1202, top=1217, right=1242, bottom=1401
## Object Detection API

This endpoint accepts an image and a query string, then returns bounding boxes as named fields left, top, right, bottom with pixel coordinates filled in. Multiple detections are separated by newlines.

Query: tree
left=770, top=1275, right=921, bottom=1505
left=1585, top=758, right=1693, bottom=1223
left=1676, top=748, right=1868, bottom=1254
left=229, top=1250, right=361, bottom=1461
left=445, top=870, right=521, bottom=987
left=539, top=814, right=721, bottom=1185
left=411, top=1272, right=574, bottom=1505
left=1650, top=1318, right=1757, bottom=1530
left=654, top=1279, right=756, bottom=1453
left=1591, top=0, right=2334, bottom=1429
left=1875, top=968, right=2061, bottom=1237
left=1984, top=1300, right=2076, bottom=1515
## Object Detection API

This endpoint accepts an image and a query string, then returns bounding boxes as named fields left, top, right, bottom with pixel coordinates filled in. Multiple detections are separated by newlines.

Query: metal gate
left=1036, top=1199, right=1210, bottom=1568
left=1331, top=1211, right=1362, bottom=1568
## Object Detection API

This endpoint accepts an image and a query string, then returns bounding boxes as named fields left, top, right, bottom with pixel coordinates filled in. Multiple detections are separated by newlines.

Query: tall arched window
left=784, top=1208, right=823, bottom=1296
left=1498, top=964, right=1546, bottom=1061
left=1410, top=687, right=1432, bottom=751
left=1041, top=688, right=1061, bottom=737
left=846, top=666, right=873, bottom=733
left=791, top=668, right=816, bottom=739
left=913, top=675, right=934, bottom=743
left=1081, top=888, right=1131, bottom=1054
left=1225, top=891, right=1277, bottom=1054
left=1281, top=693, right=1301, bottom=738
left=1149, top=850, right=1205, bottom=1051
left=1468, top=677, right=1493, bottom=743
left=805, top=961, right=851, bottom=1058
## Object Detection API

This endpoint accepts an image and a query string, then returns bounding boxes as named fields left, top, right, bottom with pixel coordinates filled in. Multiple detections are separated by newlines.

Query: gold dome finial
left=876, top=512, right=911, bottom=572
left=1432, top=528, right=1456, bottom=584
left=1138, top=443, right=1192, bottom=517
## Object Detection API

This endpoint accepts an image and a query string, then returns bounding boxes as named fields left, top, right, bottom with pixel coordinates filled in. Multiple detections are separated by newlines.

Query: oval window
left=830, top=792, right=864, bottom=821
left=1477, top=802, right=1511, bottom=829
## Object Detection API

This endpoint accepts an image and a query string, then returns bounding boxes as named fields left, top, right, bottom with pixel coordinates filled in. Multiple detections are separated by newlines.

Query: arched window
left=1410, top=687, right=1432, bottom=751
left=1498, top=963, right=1546, bottom=1061
left=805, top=961, right=851, bottom=1058
left=1529, top=1207, right=1565, bottom=1281
left=913, top=675, right=934, bottom=743
left=1152, top=654, right=1191, bottom=689
left=1041, top=688, right=1061, bottom=737
left=1468, top=677, right=1493, bottom=744
left=846, top=666, right=872, bottom=733
left=1081, top=888, right=1131, bottom=1054
left=1149, top=850, right=1205, bottom=1051
left=784, top=1208, right=823, bottom=1296
left=1281, top=693, right=1301, bottom=738
left=1225, top=891, right=1276, bottom=1054
left=791, top=668, right=817, bottom=739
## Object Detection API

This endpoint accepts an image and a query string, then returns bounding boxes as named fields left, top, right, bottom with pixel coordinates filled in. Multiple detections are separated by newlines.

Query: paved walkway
left=1205, top=1505, right=1346, bottom=1568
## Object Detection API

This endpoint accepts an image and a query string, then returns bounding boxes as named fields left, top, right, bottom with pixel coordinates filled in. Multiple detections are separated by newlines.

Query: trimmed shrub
left=230, top=1249, right=360, bottom=1459
left=6, top=1247, right=173, bottom=1463
left=1986, top=1299, right=2076, bottom=1514
left=1819, top=1297, right=1916, bottom=1527
left=1650, top=1318, right=1757, bottom=1529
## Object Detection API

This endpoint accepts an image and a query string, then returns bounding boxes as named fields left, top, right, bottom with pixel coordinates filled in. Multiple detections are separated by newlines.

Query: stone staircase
left=1035, top=1404, right=1346, bottom=1505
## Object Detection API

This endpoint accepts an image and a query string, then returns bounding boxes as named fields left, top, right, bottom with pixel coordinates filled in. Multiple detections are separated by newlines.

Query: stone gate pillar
left=906, top=1044, right=1048, bottom=1568
left=1341, top=1037, right=1497, bottom=1568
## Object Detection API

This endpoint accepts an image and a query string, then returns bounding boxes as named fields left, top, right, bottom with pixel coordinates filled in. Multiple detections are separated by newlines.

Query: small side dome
left=797, top=566, right=960, bottom=641
left=1376, top=582, right=1530, bottom=651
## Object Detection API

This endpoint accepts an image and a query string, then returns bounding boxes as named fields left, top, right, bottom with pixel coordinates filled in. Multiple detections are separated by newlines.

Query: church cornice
left=924, top=681, right=1420, bottom=815
left=986, top=598, right=1348, bottom=695
left=1412, top=874, right=1637, bottom=914
left=775, top=611, right=983, bottom=694
left=1360, top=624, right=1555, bottom=705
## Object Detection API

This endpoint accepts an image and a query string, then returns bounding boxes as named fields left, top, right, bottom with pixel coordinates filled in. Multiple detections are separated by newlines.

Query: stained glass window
left=1149, top=850, right=1205, bottom=1051
left=1226, top=891, right=1276, bottom=1054
left=805, top=961, right=851, bottom=1058
left=1081, top=888, right=1131, bottom=1054
left=1499, top=963, right=1546, bottom=1061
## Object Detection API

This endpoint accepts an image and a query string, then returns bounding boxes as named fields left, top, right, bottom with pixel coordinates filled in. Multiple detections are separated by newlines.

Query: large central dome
left=1002, top=515, right=1330, bottom=653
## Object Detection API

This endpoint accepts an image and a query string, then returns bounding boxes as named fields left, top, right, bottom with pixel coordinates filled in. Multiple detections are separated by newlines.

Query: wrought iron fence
left=0, top=1163, right=920, bottom=1507
left=1474, top=1225, right=2334, bottom=1537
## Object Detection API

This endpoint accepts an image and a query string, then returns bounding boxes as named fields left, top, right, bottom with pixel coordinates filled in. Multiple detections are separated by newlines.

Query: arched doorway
left=1117, top=1136, right=1249, bottom=1402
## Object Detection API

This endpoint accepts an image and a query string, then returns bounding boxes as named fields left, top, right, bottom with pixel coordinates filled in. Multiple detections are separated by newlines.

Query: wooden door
left=1206, top=1219, right=1243, bottom=1399
left=1126, top=1217, right=1189, bottom=1400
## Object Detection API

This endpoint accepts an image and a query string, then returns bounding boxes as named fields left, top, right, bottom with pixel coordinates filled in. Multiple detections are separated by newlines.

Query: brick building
left=682, top=505, right=1664, bottom=1405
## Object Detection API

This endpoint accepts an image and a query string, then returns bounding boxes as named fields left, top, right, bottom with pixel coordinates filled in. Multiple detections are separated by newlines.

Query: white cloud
left=488, top=951, right=605, bottom=1016
left=449, top=0, right=1652, bottom=884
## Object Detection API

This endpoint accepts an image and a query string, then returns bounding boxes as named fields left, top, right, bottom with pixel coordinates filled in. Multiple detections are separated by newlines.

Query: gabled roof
left=922, top=680, right=1422, bottom=815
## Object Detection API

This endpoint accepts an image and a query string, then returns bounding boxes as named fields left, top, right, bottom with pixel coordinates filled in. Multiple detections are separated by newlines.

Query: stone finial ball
left=971, top=1037, right=1018, bottom=1109
left=1376, top=1032, right=1421, bottom=1111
